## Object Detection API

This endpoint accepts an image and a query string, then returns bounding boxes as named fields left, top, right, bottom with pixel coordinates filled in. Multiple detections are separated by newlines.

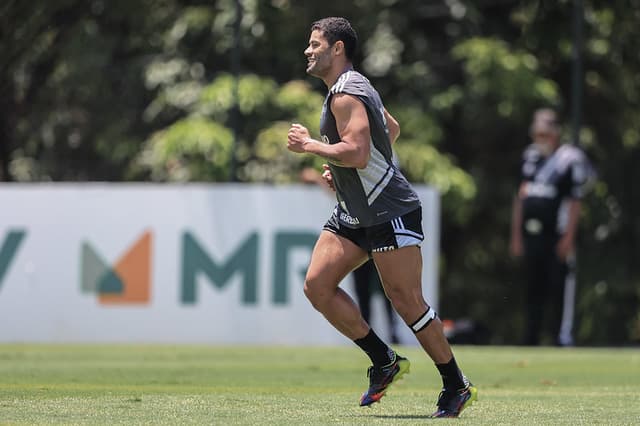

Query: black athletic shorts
left=323, top=207, right=424, bottom=254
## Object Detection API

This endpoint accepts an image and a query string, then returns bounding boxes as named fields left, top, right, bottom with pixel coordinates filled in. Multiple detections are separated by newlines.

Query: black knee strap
left=410, top=307, right=437, bottom=333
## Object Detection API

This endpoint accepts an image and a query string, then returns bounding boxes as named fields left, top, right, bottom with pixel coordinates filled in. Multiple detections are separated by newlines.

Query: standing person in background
left=287, top=17, right=476, bottom=417
left=510, top=108, right=593, bottom=346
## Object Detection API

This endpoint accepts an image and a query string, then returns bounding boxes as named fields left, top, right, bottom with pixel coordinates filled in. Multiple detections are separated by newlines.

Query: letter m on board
left=0, top=230, right=26, bottom=291
left=181, top=231, right=258, bottom=304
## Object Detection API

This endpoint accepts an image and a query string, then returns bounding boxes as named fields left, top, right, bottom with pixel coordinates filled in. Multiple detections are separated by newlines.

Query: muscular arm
left=287, top=93, right=371, bottom=169
left=509, top=185, right=525, bottom=257
left=557, top=199, right=581, bottom=260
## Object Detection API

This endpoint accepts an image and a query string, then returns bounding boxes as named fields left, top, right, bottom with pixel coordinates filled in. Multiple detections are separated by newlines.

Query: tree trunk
left=0, top=96, right=13, bottom=182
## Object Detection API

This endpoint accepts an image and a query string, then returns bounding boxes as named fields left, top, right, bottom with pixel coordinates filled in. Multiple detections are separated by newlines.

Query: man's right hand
left=287, top=123, right=311, bottom=153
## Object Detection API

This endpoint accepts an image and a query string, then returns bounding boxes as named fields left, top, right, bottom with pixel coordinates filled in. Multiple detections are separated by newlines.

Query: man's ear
left=333, top=40, right=344, bottom=56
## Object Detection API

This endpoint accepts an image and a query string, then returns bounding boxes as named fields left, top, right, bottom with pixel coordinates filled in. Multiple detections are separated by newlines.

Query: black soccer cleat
left=429, top=384, right=478, bottom=418
left=359, top=354, right=410, bottom=406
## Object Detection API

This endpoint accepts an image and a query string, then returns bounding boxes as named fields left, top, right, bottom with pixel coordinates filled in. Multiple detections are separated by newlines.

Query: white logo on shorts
left=372, top=245, right=396, bottom=253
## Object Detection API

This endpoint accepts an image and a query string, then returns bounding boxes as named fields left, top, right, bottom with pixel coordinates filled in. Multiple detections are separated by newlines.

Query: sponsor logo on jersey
left=524, top=182, right=557, bottom=198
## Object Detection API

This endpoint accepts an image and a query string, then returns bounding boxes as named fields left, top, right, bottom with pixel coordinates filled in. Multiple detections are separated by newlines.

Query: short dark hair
left=311, top=17, right=358, bottom=61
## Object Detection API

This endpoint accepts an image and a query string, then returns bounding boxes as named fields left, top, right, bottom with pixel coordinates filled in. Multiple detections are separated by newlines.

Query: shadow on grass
left=368, top=414, right=435, bottom=420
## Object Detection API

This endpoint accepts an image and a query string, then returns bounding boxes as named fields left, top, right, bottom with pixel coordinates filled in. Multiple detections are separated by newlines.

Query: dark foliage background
left=2, top=0, right=638, bottom=344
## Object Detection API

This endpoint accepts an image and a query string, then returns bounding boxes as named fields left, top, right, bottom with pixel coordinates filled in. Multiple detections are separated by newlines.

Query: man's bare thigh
left=372, top=245, right=423, bottom=291
left=306, top=230, right=369, bottom=288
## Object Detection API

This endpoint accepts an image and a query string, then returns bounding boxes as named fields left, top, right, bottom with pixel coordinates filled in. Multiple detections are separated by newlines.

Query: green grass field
left=0, top=344, right=638, bottom=425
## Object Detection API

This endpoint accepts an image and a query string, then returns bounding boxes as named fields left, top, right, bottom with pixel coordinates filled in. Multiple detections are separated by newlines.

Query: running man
left=287, top=17, right=476, bottom=418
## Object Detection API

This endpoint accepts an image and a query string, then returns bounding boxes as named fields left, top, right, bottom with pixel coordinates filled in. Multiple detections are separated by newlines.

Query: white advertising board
left=0, top=184, right=439, bottom=345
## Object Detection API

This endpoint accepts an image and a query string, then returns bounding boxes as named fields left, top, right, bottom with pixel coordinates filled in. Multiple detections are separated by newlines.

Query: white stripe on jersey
left=358, top=141, right=394, bottom=205
left=331, top=71, right=352, bottom=93
left=366, top=166, right=393, bottom=206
